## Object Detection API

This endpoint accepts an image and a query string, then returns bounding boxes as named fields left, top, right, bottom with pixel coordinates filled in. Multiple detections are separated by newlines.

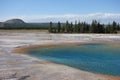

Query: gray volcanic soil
left=0, top=32, right=120, bottom=80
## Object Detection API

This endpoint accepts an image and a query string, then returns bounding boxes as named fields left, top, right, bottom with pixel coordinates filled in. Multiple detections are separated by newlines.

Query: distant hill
left=0, top=19, right=65, bottom=29
left=0, top=22, right=4, bottom=27
left=0, top=19, right=25, bottom=28
left=0, top=19, right=48, bottom=29
left=4, top=19, right=25, bottom=24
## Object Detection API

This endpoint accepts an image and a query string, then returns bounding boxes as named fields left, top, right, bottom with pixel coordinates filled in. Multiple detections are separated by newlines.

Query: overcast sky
left=0, top=0, right=120, bottom=23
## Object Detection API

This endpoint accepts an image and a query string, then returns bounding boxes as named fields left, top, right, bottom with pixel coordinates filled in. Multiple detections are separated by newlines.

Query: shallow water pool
left=26, top=43, right=120, bottom=76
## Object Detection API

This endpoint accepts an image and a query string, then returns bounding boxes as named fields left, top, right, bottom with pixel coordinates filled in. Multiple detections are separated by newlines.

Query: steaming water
left=26, top=43, right=120, bottom=76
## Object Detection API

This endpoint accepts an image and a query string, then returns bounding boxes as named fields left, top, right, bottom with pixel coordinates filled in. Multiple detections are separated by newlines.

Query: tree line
left=48, top=20, right=120, bottom=33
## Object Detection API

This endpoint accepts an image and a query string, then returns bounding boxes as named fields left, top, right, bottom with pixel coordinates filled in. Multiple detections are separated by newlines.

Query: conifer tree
left=49, top=22, right=52, bottom=32
left=66, top=21, right=69, bottom=33
left=57, top=21, right=61, bottom=33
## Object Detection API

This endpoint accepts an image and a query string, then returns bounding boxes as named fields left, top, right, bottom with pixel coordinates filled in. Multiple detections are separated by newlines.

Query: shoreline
left=12, top=40, right=120, bottom=53
left=0, top=32, right=120, bottom=80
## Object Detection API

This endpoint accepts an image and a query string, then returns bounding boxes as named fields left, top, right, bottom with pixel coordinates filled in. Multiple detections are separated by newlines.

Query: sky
left=0, top=0, right=120, bottom=23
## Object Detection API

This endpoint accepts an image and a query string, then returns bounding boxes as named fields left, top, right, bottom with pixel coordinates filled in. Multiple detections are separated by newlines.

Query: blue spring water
left=26, top=43, right=120, bottom=76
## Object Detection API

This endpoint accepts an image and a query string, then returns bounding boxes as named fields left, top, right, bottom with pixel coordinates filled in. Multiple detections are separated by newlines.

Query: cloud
left=1, top=13, right=120, bottom=23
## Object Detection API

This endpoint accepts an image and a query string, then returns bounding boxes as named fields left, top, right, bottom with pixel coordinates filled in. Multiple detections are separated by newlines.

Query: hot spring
left=26, top=43, right=120, bottom=76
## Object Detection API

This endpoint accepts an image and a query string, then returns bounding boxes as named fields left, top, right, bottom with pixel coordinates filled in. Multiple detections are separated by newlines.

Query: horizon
left=1, top=16, right=120, bottom=24
left=0, top=0, right=120, bottom=23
